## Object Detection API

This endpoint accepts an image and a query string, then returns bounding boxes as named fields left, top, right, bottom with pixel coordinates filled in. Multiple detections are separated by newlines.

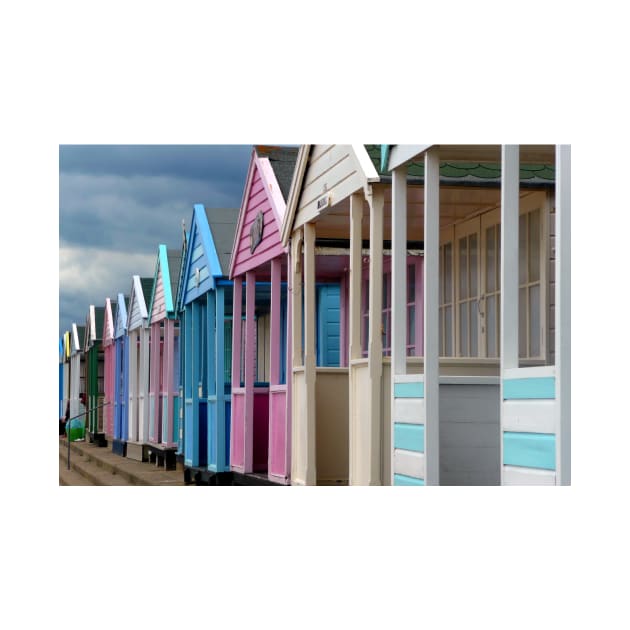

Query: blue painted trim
left=394, top=381, right=424, bottom=398
left=159, top=244, right=174, bottom=313
left=194, top=203, right=223, bottom=279
left=394, top=423, right=425, bottom=452
left=394, top=474, right=425, bottom=486
left=503, top=377, right=555, bottom=400
left=114, top=293, right=128, bottom=338
left=503, top=432, right=556, bottom=470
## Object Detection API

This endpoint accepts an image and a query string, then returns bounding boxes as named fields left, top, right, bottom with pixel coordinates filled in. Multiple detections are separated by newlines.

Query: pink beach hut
left=229, top=146, right=299, bottom=484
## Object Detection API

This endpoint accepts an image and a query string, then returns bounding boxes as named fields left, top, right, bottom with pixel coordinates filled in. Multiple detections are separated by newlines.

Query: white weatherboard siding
left=394, top=449, right=425, bottom=479
left=503, top=400, right=555, bottom=434
left=393, top=398, right=425, bottom=424
left=503, top=466, right=556, bottom=485
left=293, top=145, right=373, bottom=229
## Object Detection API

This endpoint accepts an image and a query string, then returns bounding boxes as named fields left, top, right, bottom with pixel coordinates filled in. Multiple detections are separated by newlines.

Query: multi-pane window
left=440, top=197, right=546, bottom=361
left=439, top=239, right=454, bottom=356
left=519, top=208, right=542, bottom=358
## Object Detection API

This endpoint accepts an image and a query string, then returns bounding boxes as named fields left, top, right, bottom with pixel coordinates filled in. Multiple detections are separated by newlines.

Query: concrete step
left=59, top=458, right=94, bottom=486
left=59, top=448, right=134, bottom=486
left=59, top=438, right=186, bottom=486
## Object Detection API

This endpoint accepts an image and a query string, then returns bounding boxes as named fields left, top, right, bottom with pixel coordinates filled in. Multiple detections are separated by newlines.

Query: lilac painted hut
left=102, top=297, right=116, bottom=440
left=112, top=293, right=129, bottom=456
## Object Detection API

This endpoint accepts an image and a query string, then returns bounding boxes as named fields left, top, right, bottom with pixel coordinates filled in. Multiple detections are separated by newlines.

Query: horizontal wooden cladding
left=394, top=381, right=425, bottom=398
left=393, top=473, right=425, bottom=486
left=151, top=267, right=167, bottom=321
left=294, top=145, right=366, bottom=228
left=503, top=465, right=556, bottom=486
left=503, top=377, right=556, bottom=400
left=394, top=449, right=425, bottom=479
left=394, top=423, right=425, bottom=452
left=503, top=431, right=556, bottom=470
left=503, top=399, right=555, bottom=434
left=393, top=398, right=425, bottom=424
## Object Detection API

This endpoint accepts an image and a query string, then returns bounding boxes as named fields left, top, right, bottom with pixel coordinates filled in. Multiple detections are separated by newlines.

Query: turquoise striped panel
left=503, top=431, right=556, bottom=470
left=394, top=474, right=425, bottom=486
left=394, top=423, right=425, bottom=452
left=394, top=381, right=424, bottom=398
left=503, top=377, right=555, bottom=400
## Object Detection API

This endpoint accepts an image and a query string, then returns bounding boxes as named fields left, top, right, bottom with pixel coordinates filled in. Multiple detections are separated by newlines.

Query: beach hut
left=69, top=323, right=85, bottom=422
left=177, top=203, right=238, bottom=484
left=59, top=336, right=65, bottom=420
left=102, top=298, right=116, bottom=441
left=126, top=276, right=154, bottom=461
left=62, top=331, right=71, bottom=421
left=381, top=144, right=570, bottom=486
left=280, top=145, right=422, bottom=485
left=112, top=293, right=129, bottom=456
left=83, top=305, right=107, bottom=446
left=147, top=244, right=183, bottom=469
left=228, top=145, right=301, bottom=484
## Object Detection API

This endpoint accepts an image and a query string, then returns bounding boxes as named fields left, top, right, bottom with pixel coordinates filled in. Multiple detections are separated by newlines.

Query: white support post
left=368, top=186, right=384, bottom=485
left=424, top=149, right=440, bottom=486
left=349, top=193, right=363, bottom=362
left=391, top=165, right=407, bottom=485
left=303, top=222, right=317, bottom=485
left=555, top=144, right=570, bottom=485
left=348, top=192, right=363, bottom=484
left=290, top=231, right=303, bottom=484
left=500, top=144, right=520, bottom=485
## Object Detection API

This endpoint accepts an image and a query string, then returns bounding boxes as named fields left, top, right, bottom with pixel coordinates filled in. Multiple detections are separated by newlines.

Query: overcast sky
left=59, top=145, right=255, bottom=337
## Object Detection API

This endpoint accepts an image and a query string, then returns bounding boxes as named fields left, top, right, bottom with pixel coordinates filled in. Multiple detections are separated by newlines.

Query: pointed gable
left=230, top=147, right=297, bottom=278
left=102, top=298, right=115, bottom=346
left=180, top=203, right=238, bottom=306
left=149, top=245, right=183, bottom=323
left=114, top=294, right=129, bottom=339
left=128, top=275, right=152, bottom=331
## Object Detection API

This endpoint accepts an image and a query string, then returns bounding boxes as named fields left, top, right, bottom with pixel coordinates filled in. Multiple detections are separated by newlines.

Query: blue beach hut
left=112, top=293, right=130, bottom=456
left=177, top=203, right=238, bottom=484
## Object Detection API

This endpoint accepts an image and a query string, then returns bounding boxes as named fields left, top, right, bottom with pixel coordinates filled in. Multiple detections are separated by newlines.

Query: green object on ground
left=66, top=418, right=85, bottom=441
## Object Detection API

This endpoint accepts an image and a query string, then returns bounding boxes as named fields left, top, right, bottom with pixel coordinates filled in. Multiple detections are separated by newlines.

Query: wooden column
left=244, top=270, right=256, bottom=472
left=231, top=276, right=243, bottom=387
left=391, top=165, right=407, bottom=485
left=424, top=148, right=440, bottom=486
left=139, top=326, right=150, bottom=443
left=349, top=193, right=363, bottom=362
left=207, top=289, right=217, bottom=467
left=555, top=144, right=571, bottom=485
left=270, top=257, right=281, bottom=387
left=500, top=144, right=520, bottom=484
left=290, top=231, right=303, bottom=484
left=367, top=186, right=384, bottom=485
left=215, top=286, right=227, bottom=470
left=303, top=222, right=317, bottom=485
left=348, top=192, right=363, bottom=484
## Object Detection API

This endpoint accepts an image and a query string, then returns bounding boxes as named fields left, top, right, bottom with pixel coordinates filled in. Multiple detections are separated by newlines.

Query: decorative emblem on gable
left=250, top=211, right=264, bottom=254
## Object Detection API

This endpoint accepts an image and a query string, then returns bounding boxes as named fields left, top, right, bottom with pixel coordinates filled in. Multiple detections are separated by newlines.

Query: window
left=440, top=193, right=547, bottom=361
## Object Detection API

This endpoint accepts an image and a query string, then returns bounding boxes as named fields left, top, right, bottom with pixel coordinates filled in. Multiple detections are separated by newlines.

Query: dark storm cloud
left=58, top=144, right=255, bottom=336
left=59, top=144, right=252, bottom=194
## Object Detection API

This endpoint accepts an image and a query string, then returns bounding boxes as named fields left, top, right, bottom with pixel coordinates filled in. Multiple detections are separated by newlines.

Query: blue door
left=317, top=284, right=341, bottom=367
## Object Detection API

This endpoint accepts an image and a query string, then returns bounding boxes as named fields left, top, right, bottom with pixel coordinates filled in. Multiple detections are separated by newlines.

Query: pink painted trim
left=285, top=249, right=292, bottom=480
left=230, top=276, right=243, bottom=468
left=269, top=257, right=281, bottom=386
left=230, top=151, right=288, bottom=279
left=244, top=270, right=256, bottom=473
left=256, top=154, right=287, bottom=229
